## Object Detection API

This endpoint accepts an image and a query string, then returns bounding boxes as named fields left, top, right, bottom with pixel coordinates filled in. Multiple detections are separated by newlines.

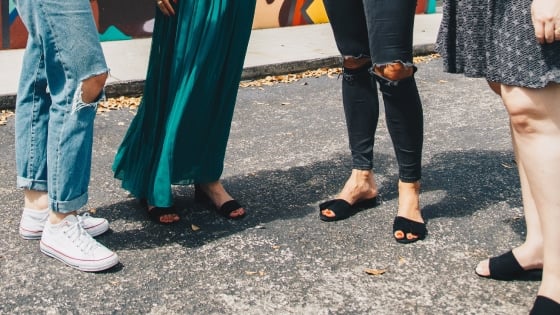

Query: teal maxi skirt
left=112, top=0, right=256, bottom=207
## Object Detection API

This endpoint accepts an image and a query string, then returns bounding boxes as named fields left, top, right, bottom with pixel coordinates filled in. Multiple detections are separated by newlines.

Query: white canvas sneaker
left=19, top=209, right=109, bottom=239
left=76, top=213, right=110, bottom=237
left=40, top=215, right=119, bottom=272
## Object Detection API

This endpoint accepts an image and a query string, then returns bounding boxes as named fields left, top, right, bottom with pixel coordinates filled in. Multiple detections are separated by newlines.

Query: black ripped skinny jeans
left=323, top=0, right=424, bottom=182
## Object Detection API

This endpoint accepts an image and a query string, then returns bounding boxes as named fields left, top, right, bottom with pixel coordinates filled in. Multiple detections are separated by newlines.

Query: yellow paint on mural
left=306, top=0, right=329, bottom=24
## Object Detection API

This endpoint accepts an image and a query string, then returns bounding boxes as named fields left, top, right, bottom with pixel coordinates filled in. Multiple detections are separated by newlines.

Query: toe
left=321, top=209, right=336, bottom=218
left=406, top=233, right=419, bottom=241
left=394, top=230, right=405, bottom=240
left=161, top=214, right=180, bottom=223
left=475, top=259, right=490, bottom=277
left=229, top=208, right=245, bottom=218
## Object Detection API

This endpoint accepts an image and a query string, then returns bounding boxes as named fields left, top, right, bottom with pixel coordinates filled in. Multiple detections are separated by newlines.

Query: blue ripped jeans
left=323, top=0, right=424, bottom=182
left=14, top=0, right=108, bottom=213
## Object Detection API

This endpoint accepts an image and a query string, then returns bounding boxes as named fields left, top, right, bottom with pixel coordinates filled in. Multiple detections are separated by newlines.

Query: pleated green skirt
left=112, top=0, right=256, bottom=207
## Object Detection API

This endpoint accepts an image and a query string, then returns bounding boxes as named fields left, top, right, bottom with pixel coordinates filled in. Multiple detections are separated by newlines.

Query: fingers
left=531, top=0, right=560, bottom=44
left=544, top=22, right=556, bottom=44
left=156, top=0, right=175, bottom=16
left=533, top=21, right=560, bottom=44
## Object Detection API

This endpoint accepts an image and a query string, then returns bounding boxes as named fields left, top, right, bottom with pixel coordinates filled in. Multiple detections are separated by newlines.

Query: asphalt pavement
left=0, top=13, right=539, bottom=315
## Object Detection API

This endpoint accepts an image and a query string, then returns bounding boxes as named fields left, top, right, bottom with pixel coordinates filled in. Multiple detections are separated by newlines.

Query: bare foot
left=321, top=169, right=378, bottom=219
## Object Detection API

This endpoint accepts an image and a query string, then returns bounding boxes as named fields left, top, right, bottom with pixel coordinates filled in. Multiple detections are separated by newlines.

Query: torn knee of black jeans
left=342, top=56, right=372, bottom=83
left=371, top=60, right=417, bottom=87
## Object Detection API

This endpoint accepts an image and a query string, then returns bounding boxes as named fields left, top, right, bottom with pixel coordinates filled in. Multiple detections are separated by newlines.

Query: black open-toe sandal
left=319, top=197, right=378, bottom=222
left=476, top=250, right=542, bottom=281
left=194, top=185, right=246, bottom=220
left=530, top=296, right=560, bottom=315
left=139, top=199, right=180, bottom=225
left=392, top=216, right=427, bottom=244
left=148, top=207, right=180, bottom=224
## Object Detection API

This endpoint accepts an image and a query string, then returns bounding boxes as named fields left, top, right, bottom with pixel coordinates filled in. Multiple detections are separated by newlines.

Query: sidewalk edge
left=0, top=44, right=436, bottom=110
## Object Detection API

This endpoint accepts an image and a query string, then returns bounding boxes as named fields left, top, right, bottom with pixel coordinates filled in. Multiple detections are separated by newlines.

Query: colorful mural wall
left=0, top=0, right=329, bottom=50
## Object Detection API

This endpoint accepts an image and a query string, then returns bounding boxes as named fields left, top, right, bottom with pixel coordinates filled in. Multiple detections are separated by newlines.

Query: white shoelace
left=62, top=220, right=97, bottom=254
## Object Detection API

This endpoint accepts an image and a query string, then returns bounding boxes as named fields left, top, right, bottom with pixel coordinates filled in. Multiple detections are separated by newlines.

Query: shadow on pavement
left=95, top=147, right=522, bottom=251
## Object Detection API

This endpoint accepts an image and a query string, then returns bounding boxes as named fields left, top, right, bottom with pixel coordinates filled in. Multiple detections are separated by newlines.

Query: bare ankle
left=338, top=170, right=378, bottom=203
left=24, top=189, right=49, bottom=210
left=199, top=181, right=222, bottom=192
left=397, top=180, right=422, bottom=221
left=398, top=180, right=420, bottom=190
left=513, top=244, right=544, bottom=269
left=351, top=169, right=373, bottom=180
left=49, top=211, right=77, bottom=224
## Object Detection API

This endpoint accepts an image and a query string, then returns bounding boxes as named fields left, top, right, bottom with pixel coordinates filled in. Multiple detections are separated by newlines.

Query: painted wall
left=0, top=0, right=329, bottom=50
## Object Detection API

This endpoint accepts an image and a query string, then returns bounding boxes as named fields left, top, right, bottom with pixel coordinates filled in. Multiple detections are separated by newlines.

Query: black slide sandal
left=476, top=250, right=542, bottom=281
left=392, top=216, right=427, bottom=244
left=319, top=197, right=377, bottom=222
left=194, top=185, right=246, bottom=220
left=530, top=296, right=560, bottom=315
left=139, top=199, right=179, bottom=225
left=147, top=206, right=180, bottom=224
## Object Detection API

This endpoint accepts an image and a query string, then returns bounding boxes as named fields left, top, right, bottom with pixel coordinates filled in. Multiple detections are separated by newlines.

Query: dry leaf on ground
left=0, top=110, right=15, bottom=126
left=364, top=268, right=387, bottom=276
left=98, top=96, right=141, bottom=112
left=239, top=67, right=342, bottom=88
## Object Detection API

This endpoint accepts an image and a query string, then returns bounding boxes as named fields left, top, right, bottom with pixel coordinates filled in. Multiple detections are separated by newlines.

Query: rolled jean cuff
left=399, top=175, right=421, bottom=183
left=17, top=177, right=48, bottom=192
left=352, top=163, right=373, bottom=170
left=49, top=192, right=88, bottom=213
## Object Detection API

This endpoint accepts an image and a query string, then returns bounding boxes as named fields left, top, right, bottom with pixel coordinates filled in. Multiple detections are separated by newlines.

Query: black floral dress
left=436, top=0, right=560, bottom=88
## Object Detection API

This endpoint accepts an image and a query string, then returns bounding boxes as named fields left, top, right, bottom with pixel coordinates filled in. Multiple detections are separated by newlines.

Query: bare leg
left=476, top=125, right=544, bottom=275
left=81, top=73, right=108, bottom=103
left=499, top=83, right=560, bottom=303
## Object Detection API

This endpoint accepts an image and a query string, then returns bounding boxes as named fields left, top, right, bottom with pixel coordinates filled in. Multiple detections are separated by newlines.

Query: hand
left=156, top=0, right=177, bottom=16
left=531, top=0, right=560, bottom=44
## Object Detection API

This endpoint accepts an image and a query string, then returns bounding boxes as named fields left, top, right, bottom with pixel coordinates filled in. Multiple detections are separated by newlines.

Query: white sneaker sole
left=40, top=241, right=119, bottom=272
left=20, top=220, right=110, bottom=240
left=82, top=220, right=110, bottom=237
left=19, top=227, right=43, bottom=240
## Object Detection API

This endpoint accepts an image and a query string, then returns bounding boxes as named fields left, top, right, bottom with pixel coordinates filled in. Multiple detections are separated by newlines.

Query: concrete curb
left=0, top=43, right=436, bottom=110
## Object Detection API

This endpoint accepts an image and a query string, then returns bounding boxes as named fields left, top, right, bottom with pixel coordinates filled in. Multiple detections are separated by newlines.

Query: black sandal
left=530, top=296, right=560, bottom=315
left=392, top=216, right=427, bottom=244
left=194, top=185, right=246, bottom=220
left=319, top=197, right=377, bottom=222
left=139, top=199, right=180, bottom=225
left=476, top=250, right=542, bottom=281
